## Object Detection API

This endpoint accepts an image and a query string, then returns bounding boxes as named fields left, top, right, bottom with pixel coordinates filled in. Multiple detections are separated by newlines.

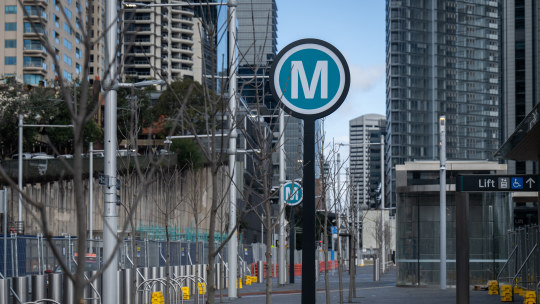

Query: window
left=5, top=5, right=17, bottom=14
left=64, top=38, right=72, bottom=50
left=64, top=23, right=72, bottom=35
left=5, top=40, right=16, bottom=48
left=5, top=22, right=17, bottom=31
left=24, top=74, right=44, bottom=85
left=63, top=54, right=72, bottom=66
left=75, top=48, right=81, bottom=59
left=5, top=57, right=16, bottom=65
left=63, top=70, right=72, bottom=81
left=64, top=7, right=72, bottom=20
left=75, top=63, right=81, bottom=74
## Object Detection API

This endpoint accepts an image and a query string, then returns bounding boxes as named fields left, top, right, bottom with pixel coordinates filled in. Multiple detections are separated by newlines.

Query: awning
left=495, top=102, right=540, bottom=161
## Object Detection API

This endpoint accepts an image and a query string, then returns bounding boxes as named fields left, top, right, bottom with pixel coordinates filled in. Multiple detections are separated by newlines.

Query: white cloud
left=349, top=64, right=385, bottom=91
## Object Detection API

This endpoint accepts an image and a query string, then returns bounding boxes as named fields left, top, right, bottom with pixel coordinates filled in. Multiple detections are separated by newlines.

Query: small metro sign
left=456, top=175, right=540, bottom=192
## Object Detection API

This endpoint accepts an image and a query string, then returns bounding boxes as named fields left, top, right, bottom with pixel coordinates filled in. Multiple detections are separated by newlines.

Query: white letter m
left=291, top=61, right=328, bottom=99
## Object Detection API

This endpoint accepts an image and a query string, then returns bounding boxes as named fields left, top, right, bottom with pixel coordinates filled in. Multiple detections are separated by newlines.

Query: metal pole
left=89, top=142, right=94, bottom=247
left=289, top=210, right=295, bottom=283
left=227, top=0, right=238, bottom=298
left=278, top=109, right=286, bottom=285
left=301, top=118, right=316, bottom=304
left=18, top=114, right=23, bottom=225
left=380, top=134, right=385, bottom=273
left=103, top=0, right=119, bottom=301
left=3, top=187, right=6, bottom=277
left=456, top=192, right=469, bottom=304
left=440, top=116, right=446, bottom=289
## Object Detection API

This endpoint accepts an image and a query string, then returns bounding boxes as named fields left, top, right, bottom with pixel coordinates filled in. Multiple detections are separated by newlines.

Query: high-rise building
left=236, top=0, right=277, bottom=108
left=236, top=0, right=303, bottom=182
left=349, top=114, right=386, bottom=210
left=386, top=0, right=501, bottom=209
left=122, top=1, right=204, bottom=84
left=1, top=0, right=99, bottom=85
left=502, top=0, right=539, bottom=175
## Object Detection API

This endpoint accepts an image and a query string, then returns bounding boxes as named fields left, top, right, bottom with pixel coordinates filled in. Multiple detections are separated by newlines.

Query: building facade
left=349, top=114, right=386, bottom=210
left=502, top=0, right=539, bottom=175
left=386, top=0, right=501, bottom=209
left=395, top=161, right=510, bottom=286
left=122, top=1, right=204, bottom=84
left=1, top=0, right=99, bottom=85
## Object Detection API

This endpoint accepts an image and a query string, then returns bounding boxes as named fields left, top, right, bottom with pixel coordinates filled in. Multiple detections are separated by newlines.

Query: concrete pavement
left=212, top=265, right=499, bottom=303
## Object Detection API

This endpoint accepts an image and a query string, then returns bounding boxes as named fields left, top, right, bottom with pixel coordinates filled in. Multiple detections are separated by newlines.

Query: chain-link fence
left=498, top=225, right=540, bottom=292
left=0, top=234, right=264, bottom=278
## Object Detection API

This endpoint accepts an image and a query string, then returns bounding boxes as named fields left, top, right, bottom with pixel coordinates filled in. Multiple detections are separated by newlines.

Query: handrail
left=497, top=246, right=517, bottom=282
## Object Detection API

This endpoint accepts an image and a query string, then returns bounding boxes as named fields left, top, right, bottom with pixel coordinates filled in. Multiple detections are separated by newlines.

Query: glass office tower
left=386, top=0, right=501, bottom=209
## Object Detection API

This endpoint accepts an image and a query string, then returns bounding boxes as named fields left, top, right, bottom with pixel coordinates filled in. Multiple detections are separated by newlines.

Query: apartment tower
left=386, top=0, right=501, bottom=208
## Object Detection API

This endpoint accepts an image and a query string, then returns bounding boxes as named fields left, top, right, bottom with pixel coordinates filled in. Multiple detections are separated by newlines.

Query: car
left=12, top=153, right=32, bottom=159
left=57, top=154, right=73, bottom=159
left=32, top=153, right=54, bottom=159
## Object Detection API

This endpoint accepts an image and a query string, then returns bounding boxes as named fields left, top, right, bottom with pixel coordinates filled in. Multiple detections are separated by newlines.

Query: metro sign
left=282, top=181, right=303, bottom=206
left=456, top=175, right=540, bottom=192
left=270, top=39, right=350, bottom=119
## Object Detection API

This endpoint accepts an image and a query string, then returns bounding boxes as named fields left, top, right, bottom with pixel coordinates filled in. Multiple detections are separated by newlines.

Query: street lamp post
left=227, top=0, right=238, bottom=298
left=17, top=115, right=73, bottom=231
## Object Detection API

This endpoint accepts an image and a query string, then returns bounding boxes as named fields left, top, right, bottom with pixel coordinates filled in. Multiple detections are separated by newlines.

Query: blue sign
left=270, top=39, right=350, bottom=119
left=511, top=177, right=524, bottom=190
left=330, top=226, right=338, bottom=234
left=283, top=181, right=303, bottom=206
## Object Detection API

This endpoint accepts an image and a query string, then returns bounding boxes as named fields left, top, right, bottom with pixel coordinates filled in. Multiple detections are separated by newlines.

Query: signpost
left=456, top=175, right=540, bottom=192
left=271, top=38, right=350, bottom=304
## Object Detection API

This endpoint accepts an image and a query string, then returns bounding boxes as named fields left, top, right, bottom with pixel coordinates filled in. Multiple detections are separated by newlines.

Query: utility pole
left=102, top=0, right=119, bottom=301
left=227, top=0, right=238, bottom=299
left=440, top=116, right=447, bottom=289
left=380, top=134, right=385, bottom=273
left=278, top=108, right=286, bottom=285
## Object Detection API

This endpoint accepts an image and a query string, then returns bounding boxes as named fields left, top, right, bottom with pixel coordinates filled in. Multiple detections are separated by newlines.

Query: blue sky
left=276, top=0, right=386, bottom=147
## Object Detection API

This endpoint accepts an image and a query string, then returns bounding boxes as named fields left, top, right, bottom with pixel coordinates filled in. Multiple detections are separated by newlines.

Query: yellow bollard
left=182, top=286, right=190, bottom=300
left=236, top=278, right=243, bottom=289
left=151, top=291, right=165, bottom=304
left=198, top=282, right=206, bottom=295
left=524, top=291, right=537, bottom=304
left=487, top=280, right=499, bottom=295
left=500, top=284, right=513, bottom=302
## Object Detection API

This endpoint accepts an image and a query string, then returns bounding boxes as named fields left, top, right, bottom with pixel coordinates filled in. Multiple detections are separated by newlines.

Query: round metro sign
left=270, top=39, right=350, bottom=119
left=282, top=181, right=303, bottom=206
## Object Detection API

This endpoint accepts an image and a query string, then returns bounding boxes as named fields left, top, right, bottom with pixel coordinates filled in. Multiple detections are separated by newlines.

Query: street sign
left=270, top=39, right=350, bottom=119
left=271, top=38, right=350, bottom=304
left=456, top=175, right=540, bottom=192
left=282, top=181, right=303, bottom=206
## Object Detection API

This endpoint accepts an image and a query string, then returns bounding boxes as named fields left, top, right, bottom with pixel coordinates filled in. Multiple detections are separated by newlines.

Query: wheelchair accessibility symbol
left=511, top=177, right=523, bottom=189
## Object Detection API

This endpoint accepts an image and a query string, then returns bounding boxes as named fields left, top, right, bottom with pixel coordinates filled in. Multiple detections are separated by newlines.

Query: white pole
left=278, top=108, right=286, bottom=284
left=103, top=0, right=119, bottom=301
left=18, top=115, right=23, bottom=226
left=380, top=134, right=385, bottom=273
left=89, top=142, right=93, bottom=243
left=440, top=116, right=447, bottom=289
left=227, top=0, right=238, bottom=298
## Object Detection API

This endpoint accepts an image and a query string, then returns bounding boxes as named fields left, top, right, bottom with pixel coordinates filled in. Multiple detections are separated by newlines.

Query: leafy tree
left=169, top=138, right=204, bottom=170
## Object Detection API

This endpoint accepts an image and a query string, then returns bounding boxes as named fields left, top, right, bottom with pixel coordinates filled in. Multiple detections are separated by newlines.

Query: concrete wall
left=3, top=166, right=229, bottom=237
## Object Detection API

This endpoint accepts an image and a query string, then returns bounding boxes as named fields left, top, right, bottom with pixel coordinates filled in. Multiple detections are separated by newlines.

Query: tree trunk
left=206, top=166, right=219, bottom=304
left=323, top=210, right=330, bottom=304
left=265, top=214, right=273, bottom=304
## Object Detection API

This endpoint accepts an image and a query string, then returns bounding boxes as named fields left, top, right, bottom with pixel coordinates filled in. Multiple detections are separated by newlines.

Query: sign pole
left=302, top=118, right=316, bottom=304
left=456, top=192, right=469, bottom=304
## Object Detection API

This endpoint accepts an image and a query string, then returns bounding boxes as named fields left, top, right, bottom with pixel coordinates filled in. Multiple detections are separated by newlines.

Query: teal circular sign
left=282, top=181, right=303, bottom=206
left=270, top=39, right=350, bottom=119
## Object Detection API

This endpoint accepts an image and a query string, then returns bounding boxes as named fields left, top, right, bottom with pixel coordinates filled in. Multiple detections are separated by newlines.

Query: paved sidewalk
left=212, top=265, right=500, bottom=303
